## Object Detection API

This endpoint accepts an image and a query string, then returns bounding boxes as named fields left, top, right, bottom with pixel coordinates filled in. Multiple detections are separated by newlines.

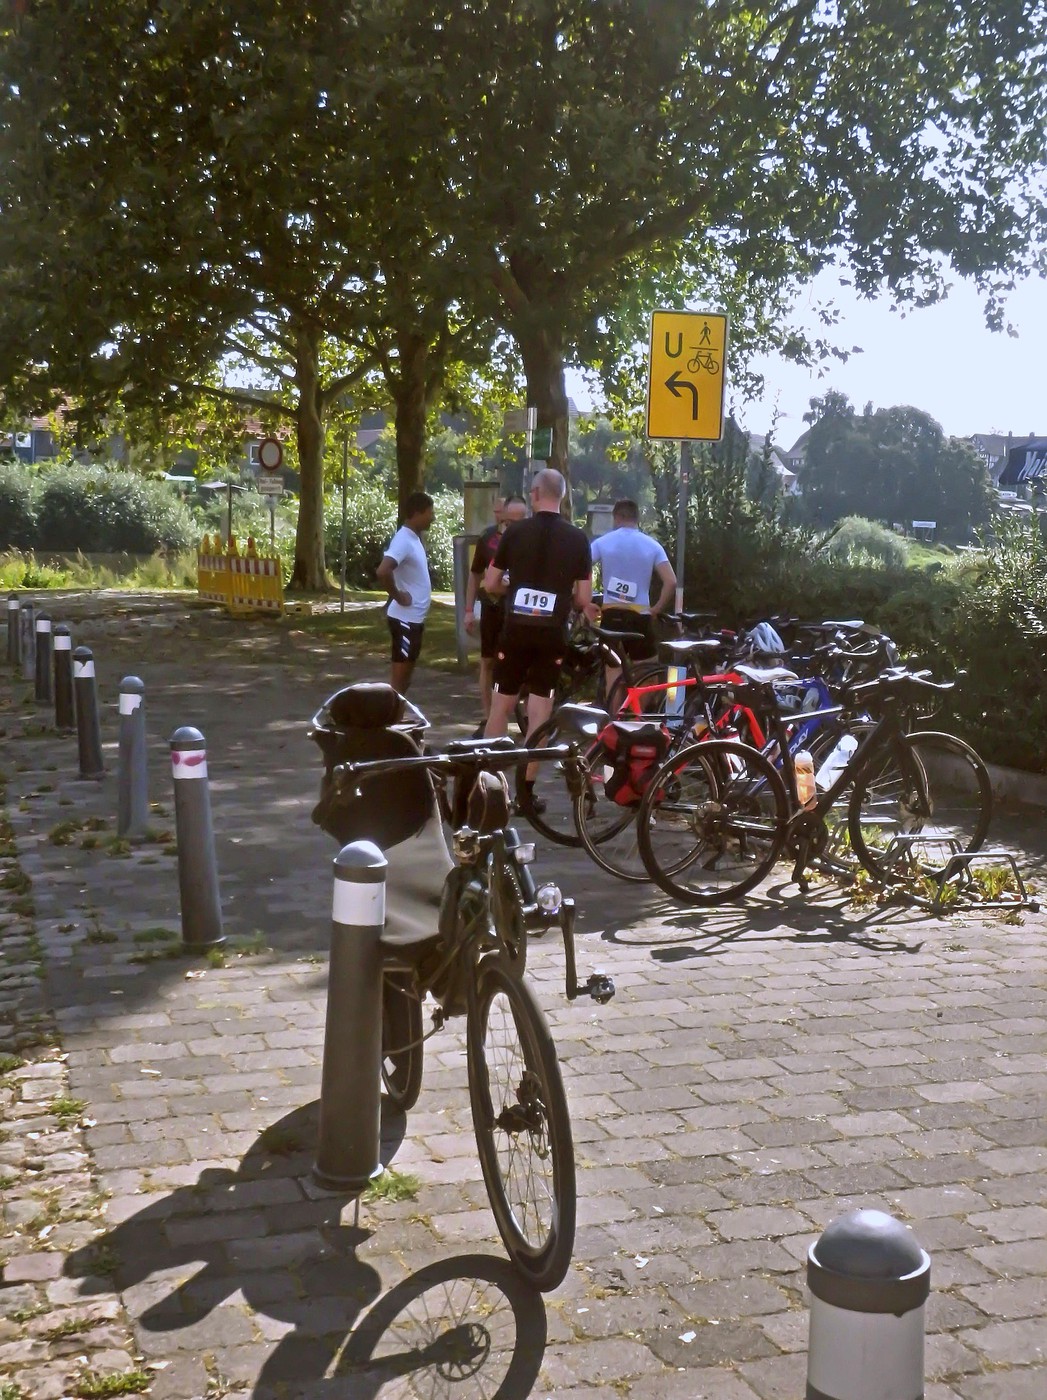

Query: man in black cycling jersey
left=482, top=468, right=594, bottom=760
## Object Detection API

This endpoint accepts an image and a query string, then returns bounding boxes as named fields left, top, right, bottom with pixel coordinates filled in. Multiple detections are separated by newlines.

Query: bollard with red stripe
left=170, top=726, right=224, bottom=951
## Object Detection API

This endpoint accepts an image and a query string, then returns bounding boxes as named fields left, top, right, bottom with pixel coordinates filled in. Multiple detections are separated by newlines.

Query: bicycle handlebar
left=334, top=743, right=576, bottom=788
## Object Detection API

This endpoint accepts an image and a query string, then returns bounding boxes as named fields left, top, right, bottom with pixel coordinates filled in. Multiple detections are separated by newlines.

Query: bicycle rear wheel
left=467, top=957, right=575, bottom=1291
left=573, top=736, right=649, bottom=882
left=848, top=731, right=993, bottom=882
left=514, top=715, right=590, bottom=847
left=381, top=971, right=424, bottom=1113
left=638, top=739, right=789, bottom=905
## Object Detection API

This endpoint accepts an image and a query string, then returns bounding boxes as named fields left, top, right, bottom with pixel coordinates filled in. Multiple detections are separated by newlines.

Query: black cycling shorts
left=600, top=608, right=656, bottom=660
left=492, top=633, right=564, bottom=698
left=479, top=602, right=503, bottom=660
left=388, top=617, right=424, bottom=664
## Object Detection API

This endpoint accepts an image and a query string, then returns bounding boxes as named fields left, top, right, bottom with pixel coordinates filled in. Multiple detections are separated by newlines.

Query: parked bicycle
left=310, top=682, right=614, bottom=1290
left=636, top=669, right=993, bottom=904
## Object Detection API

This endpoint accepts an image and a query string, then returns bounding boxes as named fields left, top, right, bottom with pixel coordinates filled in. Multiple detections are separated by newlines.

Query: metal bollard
left=117, top=676, right=149, bottom=840
left=20, top=600, right=35, bottom=681
left=170, top=726, right=224, bottom=951
left=34, top=613, right=53, bottom=706
left=806, top=1209, right=930, bottom=1400
left=6, top=594, right=19, bottom=666
left=53, top=625, right=75, bottom=730
left=313, top=840, right=386, bottom=1192
left=73, top=645, right=105, bottom=780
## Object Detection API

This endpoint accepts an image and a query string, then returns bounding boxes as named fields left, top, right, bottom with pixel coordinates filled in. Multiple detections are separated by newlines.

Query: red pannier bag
left=595, top=720, right=669, bottom=806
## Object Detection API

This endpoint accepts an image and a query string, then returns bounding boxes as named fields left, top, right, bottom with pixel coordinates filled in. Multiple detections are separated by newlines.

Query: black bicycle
left=311, top=683, right=614, bottom=1290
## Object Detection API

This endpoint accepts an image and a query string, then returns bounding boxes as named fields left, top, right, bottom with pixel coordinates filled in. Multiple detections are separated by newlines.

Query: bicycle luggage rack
left=880, top=836, right=1040, bottom=913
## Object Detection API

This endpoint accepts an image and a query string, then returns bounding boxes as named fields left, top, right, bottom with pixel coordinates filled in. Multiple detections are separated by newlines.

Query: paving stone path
left=0, top=592, right=1045, bottom=1399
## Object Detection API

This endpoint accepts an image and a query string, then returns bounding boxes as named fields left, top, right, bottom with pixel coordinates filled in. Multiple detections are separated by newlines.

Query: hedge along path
left=0, top=675, right=148, bottom=1400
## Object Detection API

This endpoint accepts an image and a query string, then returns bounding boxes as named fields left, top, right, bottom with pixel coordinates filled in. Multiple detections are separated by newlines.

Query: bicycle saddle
left=732, top=664, right=799, bottom=684
left=555, top=703, right=610, bottom=742
left=658, top=638, right=725, bottom=664
left=595, top=625, right=647, bottom=642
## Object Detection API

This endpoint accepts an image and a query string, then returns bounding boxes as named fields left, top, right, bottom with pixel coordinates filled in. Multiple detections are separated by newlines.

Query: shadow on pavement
left=63, top=1102, right=543, bottom=1397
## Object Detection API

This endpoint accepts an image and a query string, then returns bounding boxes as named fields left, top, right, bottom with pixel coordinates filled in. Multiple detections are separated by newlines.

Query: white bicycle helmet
left=748, top=621, right=785, bottom=658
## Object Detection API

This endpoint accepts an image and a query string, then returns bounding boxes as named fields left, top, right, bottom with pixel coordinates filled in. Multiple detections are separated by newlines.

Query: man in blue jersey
left=591, top=499, right=676, bottom=697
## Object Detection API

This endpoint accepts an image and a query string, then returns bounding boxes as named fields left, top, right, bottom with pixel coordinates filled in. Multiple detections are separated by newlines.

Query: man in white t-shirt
left=591, top=498, right=676, bottom=699
left=376, top=491, right=434, bottom=694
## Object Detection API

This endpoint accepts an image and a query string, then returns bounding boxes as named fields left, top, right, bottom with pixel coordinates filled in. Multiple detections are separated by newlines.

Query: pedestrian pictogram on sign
left=646, top=310, right=728, bottom=441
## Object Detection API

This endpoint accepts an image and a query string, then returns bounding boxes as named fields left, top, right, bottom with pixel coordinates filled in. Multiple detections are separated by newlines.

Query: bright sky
left=733, top=268, right=1047, bottom=452
left=570, top=268, right=1046, bottom=453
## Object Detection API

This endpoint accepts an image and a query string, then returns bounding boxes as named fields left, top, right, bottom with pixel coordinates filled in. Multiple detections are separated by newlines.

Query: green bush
left=824, top=516, right=909, bottom=569
left=0, top=462, right=37, bottom=550
left=35, top=462, right=196, bottom=554
left=323, top=484, right=461, bottom=590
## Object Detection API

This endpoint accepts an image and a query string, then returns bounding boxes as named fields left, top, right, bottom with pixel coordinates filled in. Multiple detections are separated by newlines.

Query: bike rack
left=878, top=836, right=1040, bottom=913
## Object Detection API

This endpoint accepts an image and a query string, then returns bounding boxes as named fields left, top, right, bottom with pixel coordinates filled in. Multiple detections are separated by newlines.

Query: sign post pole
left=676, top=442, right=690, bottom=614
left=340, top=430, right=349, bottom=615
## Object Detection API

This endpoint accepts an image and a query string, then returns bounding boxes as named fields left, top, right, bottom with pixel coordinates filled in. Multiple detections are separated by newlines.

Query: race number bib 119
left=606, top=575, right=638, bottom=602
left=512, top=586, right=556, bottom=617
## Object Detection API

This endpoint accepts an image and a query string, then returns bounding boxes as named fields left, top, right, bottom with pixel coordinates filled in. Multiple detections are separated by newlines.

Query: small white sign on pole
left=256, top=477, right=284, bottom=496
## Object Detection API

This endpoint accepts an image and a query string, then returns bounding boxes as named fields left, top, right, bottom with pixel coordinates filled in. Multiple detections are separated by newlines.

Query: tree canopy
left=798, top=392, right=996, bottom=537
left=1, top=0, right=1045, bottom=580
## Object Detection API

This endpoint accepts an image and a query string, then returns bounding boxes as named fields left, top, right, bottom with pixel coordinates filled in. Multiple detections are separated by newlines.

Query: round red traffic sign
left=258, top=437, right=283, bottom=472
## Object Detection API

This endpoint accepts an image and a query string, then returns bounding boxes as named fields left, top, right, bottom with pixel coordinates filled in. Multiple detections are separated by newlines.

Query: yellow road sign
left=646, top=309, right=728, bottom=441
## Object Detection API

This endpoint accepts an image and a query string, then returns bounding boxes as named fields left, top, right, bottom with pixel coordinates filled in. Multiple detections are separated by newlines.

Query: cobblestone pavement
left=1, top=594, right=1046, bottom=1399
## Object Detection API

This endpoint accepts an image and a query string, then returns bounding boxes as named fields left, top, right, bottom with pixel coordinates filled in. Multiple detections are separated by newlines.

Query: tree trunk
left=289, top=321, right=331, bottom=591
left=517, top=325, right=571, bottom=515
left=390, top=331, right=430, bottom=517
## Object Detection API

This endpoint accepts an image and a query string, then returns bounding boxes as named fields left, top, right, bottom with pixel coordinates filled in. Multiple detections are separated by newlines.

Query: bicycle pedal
left=585, top=972, right=615, bottom=1004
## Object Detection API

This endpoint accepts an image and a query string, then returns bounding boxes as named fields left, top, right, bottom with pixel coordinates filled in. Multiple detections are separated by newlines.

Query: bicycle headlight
left=513, top=842, right=537, bottom=866
left=535, top=882, right=562, bottom=916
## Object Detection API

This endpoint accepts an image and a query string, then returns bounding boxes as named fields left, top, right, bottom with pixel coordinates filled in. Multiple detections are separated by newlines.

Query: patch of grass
left=44, top=1314, right=98, bottom=1340
left=0, top=1052, right=25, bottom=1073
left=50, top=1096, right=87, bottom=1125
left=0, top=869, right=31, bottom=895
left=1, top=1381, right=26, bottom=1400
left=229, top=931, right=270, bottom=957
left=10, top=895, right=34, bottom=917
left=80, top=834, right=102, bottom=850
left=304, top=598, right=461, bottom=671
left=85, top=923, right=118, bottom=944
left=49, top=818, right=86, bottom=846
left=205, top=947, right=227, bottom=968
left=74, top=1370, right=152, bottom=1398
left=259, top=1125, right=304, bottom=1156
left=364, top=1168, right=420, bottom=1203
left=105, top=837, right=132, bottom=859
left=971, top=864, right=1021, bottom=899
left=84, top=816, right=108, bottom=831
left=133, top=926, right=178, bottom=944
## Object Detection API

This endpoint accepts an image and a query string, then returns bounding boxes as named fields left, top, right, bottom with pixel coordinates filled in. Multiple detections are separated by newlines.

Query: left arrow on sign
left=665, top=370, right=699, bottom=419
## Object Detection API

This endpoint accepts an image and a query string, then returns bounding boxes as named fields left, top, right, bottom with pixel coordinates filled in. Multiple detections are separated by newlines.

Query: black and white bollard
left=313, top=840, right=386, bottom=1192
left=6, top=594, right=19, bottom=666
left=34, top=613, right=53, bottom=706
left=20, top=600, right=35, bottom=682
left=170, top=726, right=224, bottom=951
left=73, top=645, right=105, bottom=780
left=117, top=676, right=149, bottom=840
left=806, top=1209, right=930, bottom=1400
left=53, top=624, right=75, bottom=730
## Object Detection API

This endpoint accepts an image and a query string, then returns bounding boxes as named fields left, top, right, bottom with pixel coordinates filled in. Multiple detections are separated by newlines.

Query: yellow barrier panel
left=196, top=535, right=283, bottom=616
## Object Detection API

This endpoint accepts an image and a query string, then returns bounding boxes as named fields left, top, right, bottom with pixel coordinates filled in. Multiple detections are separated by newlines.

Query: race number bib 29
left=512, top=587, right=556, bottom=617
left=606, top=575, right=638, bottom=602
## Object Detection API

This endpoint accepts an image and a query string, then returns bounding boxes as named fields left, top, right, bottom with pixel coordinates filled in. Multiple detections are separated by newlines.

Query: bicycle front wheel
left=381, top=971, right=424, bottom=1113
left=467, top=957, right=575, bottom=1291
left=638, top=739, right=789, bottom=905
left=848, top=731, right=993, bottom=882
left=514, top=715, right=592, bottom=847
